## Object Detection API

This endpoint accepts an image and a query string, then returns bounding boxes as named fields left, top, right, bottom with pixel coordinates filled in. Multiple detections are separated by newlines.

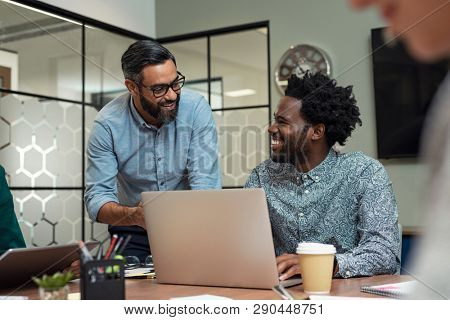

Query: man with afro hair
left=245, top=72, right=400, bottom=280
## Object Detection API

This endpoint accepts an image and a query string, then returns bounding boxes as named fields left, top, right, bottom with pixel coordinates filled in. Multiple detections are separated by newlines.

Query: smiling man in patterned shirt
left=245, top=72, right=400, bottom=280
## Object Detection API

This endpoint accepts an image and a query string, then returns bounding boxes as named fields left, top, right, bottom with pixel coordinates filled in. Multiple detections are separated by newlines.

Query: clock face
left=275, top=44, right=332, bottom=94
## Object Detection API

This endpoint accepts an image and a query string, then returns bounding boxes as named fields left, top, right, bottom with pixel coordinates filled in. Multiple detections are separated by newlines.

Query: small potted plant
left=32, top=271, right=73, bottom=300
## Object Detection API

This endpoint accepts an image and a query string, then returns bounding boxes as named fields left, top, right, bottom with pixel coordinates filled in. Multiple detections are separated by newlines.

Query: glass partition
left=85, top=27, right=137, bottom=107
left=160, top=23, right=270, bottom=187
left=213, top=108, right=269, bottom=186
left=211, top=28, right=269, bottom=109
left=0, top=1, right=82, bottom=100
left=0, top=0, right=141, bottom=246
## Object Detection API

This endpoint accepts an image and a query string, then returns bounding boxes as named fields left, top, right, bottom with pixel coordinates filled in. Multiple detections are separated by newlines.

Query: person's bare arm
left=97, top=201, right=145, bottom=229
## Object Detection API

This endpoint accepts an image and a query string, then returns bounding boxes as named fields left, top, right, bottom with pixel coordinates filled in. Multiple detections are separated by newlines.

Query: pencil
left=104, top=234, right=118, bottom=259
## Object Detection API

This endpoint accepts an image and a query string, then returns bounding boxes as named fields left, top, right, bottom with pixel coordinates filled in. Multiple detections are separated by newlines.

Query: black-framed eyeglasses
left=139, top=71, right=186, bottom=98
left=124, top=255, right=153, bottom=270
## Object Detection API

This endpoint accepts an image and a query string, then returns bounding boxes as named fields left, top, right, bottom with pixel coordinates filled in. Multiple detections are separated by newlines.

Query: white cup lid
left=296, top=242, right=336, bottom=254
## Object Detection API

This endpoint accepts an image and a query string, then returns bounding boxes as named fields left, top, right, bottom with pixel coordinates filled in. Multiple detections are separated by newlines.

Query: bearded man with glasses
left=85, top=40, right=221, bottom=261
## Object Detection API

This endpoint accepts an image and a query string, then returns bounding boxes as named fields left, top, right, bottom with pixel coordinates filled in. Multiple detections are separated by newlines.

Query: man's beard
left=271, top=125, right=310, bottom=166
left=140, top=94, right=180, bottom=126
left=270, top=142, right=301, bottom=164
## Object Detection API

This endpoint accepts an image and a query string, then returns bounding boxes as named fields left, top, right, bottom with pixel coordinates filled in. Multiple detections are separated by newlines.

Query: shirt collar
left=266, top=148, right=338, bottom=184
left=302, top=148, right=338, bottom=182
left=129, top=95, right=148, bottom=127
left=130, top=95, right=166, bottom=131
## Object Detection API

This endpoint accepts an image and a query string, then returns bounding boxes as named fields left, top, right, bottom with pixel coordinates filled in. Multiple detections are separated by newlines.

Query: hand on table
left=65, top=259, right=81, bottom=278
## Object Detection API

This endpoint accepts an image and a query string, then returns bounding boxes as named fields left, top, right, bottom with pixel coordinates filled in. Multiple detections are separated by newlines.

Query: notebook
left=124, top=267, right=155, bottom=278
left=360, top=280, right=417, bottom=299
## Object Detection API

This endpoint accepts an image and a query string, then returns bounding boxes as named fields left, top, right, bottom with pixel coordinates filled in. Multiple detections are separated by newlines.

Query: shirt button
left=157, top=157, right=161, bottom=161
left=304, top=190, right=309, bottom=194
left=296, top=176, right=300, bottom=182
left=299, top=212, right=304, bottom=217
left=160, top=182, right=164, bottom=186
left=302, top=174, right=308, bottom=180
left=346, top=271, right=351, bottom=277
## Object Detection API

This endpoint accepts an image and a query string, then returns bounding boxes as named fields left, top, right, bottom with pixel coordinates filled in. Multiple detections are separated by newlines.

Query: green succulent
left=32, top=271, right=74, bottom=290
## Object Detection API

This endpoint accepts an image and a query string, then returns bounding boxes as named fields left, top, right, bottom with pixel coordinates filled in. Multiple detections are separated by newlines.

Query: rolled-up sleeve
left=186, top=97, right=221, bottom=189
left=84, top=120, right=119, bottom=221
left=335, top=162, right=401, bottom=278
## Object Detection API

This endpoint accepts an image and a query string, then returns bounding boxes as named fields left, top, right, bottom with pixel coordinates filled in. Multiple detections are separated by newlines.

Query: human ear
left=125, top=79, right=139, bottom=96
left=311, top=123, right=325, bottom=141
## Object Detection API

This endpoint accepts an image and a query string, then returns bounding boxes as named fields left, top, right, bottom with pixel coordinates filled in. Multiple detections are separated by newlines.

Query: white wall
left=155, top=0, right=427, bottom=228
left=38, top=0, right=156, bottom=37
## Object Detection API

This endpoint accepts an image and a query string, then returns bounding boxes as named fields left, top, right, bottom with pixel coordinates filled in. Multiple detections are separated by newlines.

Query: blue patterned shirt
left=245, top=149, right=400, bottom=278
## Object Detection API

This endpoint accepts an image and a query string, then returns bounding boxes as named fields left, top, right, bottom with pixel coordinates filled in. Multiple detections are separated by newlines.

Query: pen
left=95, top=245, right=103, bottom=260
left=78, top=240, right=94, bottom=263
left=109, top=236, right=124, bottom=259
left=104, top=234, right=118, bottom=259
left=117, top=235, right=132, bottom=256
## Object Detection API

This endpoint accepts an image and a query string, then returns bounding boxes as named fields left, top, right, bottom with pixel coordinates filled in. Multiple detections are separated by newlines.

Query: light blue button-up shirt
left=245, top=149, right=400, bottom=278
left=85, top=90, right=221, bottom=221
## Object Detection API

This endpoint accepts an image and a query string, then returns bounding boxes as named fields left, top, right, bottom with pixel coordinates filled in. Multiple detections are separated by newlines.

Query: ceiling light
left=224, top=89, right=256, bottom=97
left=2, top=0, right=82, bottom=26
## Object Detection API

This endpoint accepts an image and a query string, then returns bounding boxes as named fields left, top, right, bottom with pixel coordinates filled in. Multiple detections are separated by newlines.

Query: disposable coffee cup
left=297, top=242, right=336, bottom=295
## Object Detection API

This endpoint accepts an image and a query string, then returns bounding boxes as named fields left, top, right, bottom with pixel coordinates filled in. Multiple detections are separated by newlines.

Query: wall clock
left=275, top=44, right=332, bottom=94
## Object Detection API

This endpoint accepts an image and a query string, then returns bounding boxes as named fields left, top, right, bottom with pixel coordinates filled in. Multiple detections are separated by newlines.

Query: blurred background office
left=0, top=0, right=446, bottom=267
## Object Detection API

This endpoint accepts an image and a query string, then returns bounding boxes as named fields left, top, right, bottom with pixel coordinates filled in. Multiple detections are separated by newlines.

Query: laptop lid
left=141, top=188, right=280, bottom=289
left=0, top=242, right=98, bottom=288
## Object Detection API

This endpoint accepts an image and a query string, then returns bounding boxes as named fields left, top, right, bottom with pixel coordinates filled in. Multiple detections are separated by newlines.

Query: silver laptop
left=0, top=242, right=98, bottom=288
left=142, top=188, right=301, bottom=289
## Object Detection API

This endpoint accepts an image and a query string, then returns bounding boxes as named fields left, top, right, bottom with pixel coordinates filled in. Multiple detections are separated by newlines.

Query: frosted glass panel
left=12, top=190, right=81, bottom=247
left=213, top=108, right=269, bottom=186
left=83, top=214, right=110, bottom=244
left=11, top=190, right=109, bottom=247
left=0, top=93, right=82, bottom=187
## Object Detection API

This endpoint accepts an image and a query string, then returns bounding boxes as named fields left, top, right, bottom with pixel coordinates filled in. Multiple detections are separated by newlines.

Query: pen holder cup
left=80, top=259, right=125, bottom=300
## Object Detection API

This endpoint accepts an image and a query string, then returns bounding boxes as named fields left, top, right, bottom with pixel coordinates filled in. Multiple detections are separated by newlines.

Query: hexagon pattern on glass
left=0, top=94, right=107, bottom=247
left=11, top=190, right=108, bottom=247
left=213, top=108, right=269, bottom=186
left=0, top=95, right=83, bottom=187
left=0, top=94, right=269, bottom=246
